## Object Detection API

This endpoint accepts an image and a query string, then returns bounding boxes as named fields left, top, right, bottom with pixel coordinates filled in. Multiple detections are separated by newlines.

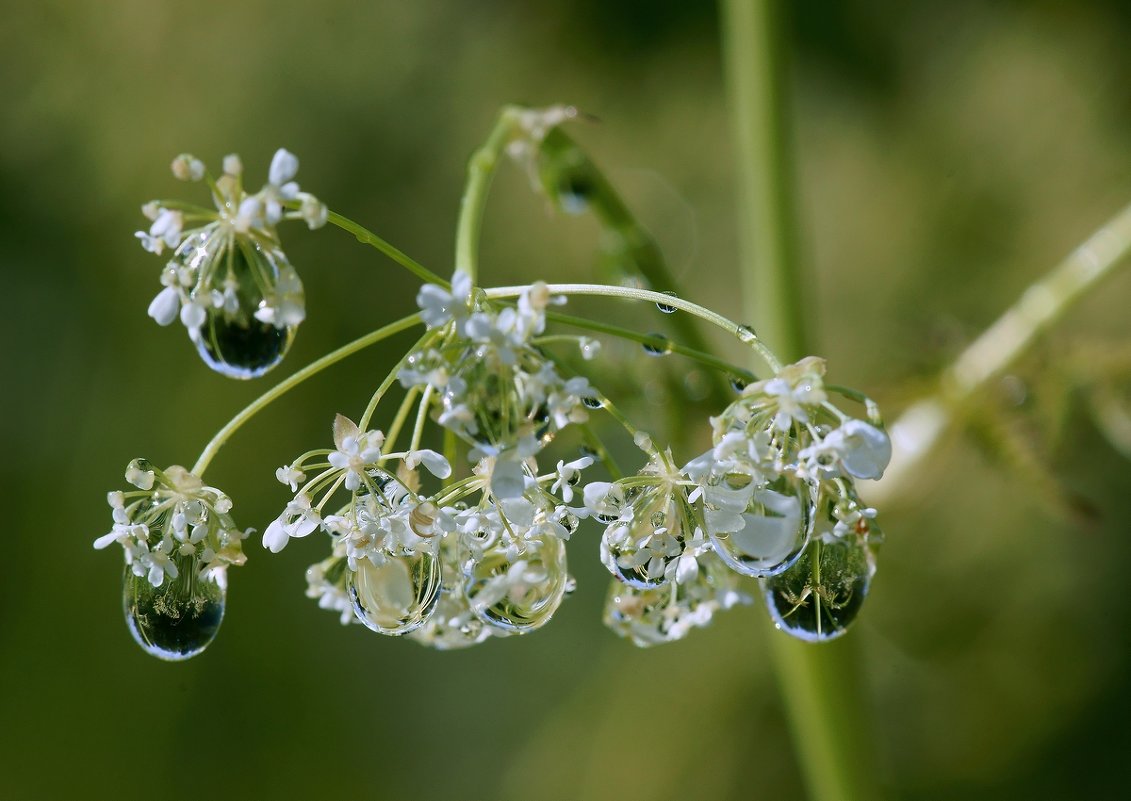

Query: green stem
left=322, top=210, right=446, bottom=286
left=456, top=107, right=521, bottom=284
left=485, top=283, right=782, bottom=372
left=543, top=310, right=759, bottom=380
left=191, top=313, right=422, bottom=476
left=722, top=1, right=883, bottom=800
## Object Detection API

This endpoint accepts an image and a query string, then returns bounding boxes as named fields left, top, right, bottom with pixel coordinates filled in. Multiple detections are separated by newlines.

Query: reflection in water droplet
left=408, top=536, right=493, bottom=649
left=599, top=496, right=681, bottom=590
left=730, top=376, right=748, bottom=393
left=465, top=537, right=568, bottom=634
left=583, top=396, right=604, bottom=409
left=123, top=558, right=224, bottom=661
left=706, top=477, right=811, bottom=577
left=736, top=324, right=759, bottom=344
left=192, top=240, right=298, bottom=379
left=762, top=535, right=877, bottom=642
left=349, top=551, right=442, bottom=635
left=556, top=174, right=592, bottom=215
left=603, top=554, right=741, bottom=647
left=642, top=334, right=672, bottom=356
left=656, top=292, right=678, bottom=314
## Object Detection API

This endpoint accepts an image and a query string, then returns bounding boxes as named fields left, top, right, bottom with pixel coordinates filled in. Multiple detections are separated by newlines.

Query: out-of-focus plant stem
left=721, top=1, right=884, bottom=800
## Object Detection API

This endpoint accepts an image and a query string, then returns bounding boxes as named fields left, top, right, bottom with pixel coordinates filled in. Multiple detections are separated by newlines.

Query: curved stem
left=358, top=331, right=434, bottom=431
left=456, top=107, right=520, bottom=284
left=543, top=310, right=759, bottom=381
left=485, top=283, right=782, bottom=372
left=191, top=313, right=423, bottom=476
left=321, top=209, right=446, bottom=287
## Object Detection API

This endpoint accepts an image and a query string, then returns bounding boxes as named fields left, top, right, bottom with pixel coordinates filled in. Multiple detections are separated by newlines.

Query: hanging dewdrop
left=137, top=149, right=327, bottom=378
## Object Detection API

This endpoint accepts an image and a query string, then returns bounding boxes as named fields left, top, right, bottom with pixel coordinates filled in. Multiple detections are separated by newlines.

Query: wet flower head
left=137, top=149, right=327, bottom=378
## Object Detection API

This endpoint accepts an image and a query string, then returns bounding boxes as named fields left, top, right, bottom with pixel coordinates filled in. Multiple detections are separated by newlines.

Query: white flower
left=327, top=415, right=385, bottom=492
left=404, top=449, right=452, bottom=479
left=125, top=463, right=155, bottom=490
left=147, top=286, right=181, bottom=326
left=223, top=154, right=243, bottom=176
left=299, top=194, right=328, bottom=229
left=550, top=456, right=593, bottom=503
left=254, top=266, right=306, bottom=327
left=179, top=293, right=209, bottom=331
left=262, top=493, right=322, bottom=553
left=269, top=148, right=299, bottom=186
left=417, top=271, right=472, bottom=330
left=822, top=420, right=891, bottom=480
left=275, top=465, right=306, bottom=491
left=170, top=154, right=205, bottom=182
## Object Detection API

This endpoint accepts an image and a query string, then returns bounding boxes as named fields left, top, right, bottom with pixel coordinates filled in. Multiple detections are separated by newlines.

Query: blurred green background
left=3, top=1, right=1131, bottom=798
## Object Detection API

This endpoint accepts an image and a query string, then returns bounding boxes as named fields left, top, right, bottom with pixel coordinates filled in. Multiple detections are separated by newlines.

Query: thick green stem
left=456, top=108, right=521, bottom=284
left=722, top=1, right=883, bottom=800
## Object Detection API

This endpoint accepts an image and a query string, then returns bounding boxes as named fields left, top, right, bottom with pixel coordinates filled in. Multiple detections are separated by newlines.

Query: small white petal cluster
left=93, top=460, right=249, bottom=589
left=136, top=149, right=325, bottom=361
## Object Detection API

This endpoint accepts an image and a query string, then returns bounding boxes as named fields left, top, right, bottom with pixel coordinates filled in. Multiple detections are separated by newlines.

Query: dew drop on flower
left=464, top=537, right=568, bottom=634
left=193, top=240, right=298, bottom=379
left=583, top=396, right=605, bottom=409
left=642, top=334, right=672, bottom=356
left=729, top=376, right=748, bottom=393
left=123, top=558, right=224, bottom=661
left=761, top=534, right=877, bottom=642
left=349, top=551, right=442, bottom=635
left=706, top=477, right=811, bottom=578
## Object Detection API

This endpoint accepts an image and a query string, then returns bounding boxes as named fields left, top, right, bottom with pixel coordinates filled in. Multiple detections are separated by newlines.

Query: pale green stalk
left=191, top=313, right=422, bottom=476
left=456, top=107, right=521, bottom=283
left=722, top=1, right=883, bottom=800
left=873, top=199, right=1131, bottom=506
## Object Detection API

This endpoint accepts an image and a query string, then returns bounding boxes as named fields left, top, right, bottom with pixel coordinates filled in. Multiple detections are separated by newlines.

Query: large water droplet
left=123, top=558, right=224, bottom=661
left=642, top=334, right=672, bottom=356
left=406, top=536, right=493, bottom=649
left=555, top=173, right=592, bottom=215
left=762, top=535, right=877, bottom=642
left=656, top=292, right=678, bottom=314
left=349, top=551, right=442, bottom=635
left=706, top=477, right=812, bottom=577
left=465, top=537, right=568, bottom=634
left=193, top=240, right=297, bottom=379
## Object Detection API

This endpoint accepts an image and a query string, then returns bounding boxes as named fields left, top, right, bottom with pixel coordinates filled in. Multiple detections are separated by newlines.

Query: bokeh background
left=3, top=1, right=1131, bottom=798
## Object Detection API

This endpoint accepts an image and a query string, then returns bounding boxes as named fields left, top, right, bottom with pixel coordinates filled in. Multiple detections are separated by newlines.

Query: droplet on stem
left=642, top=334, right=672, bottom=356
left=706, top=477, right=812, bottom=577
left=656, top=292, right=678, bottom=314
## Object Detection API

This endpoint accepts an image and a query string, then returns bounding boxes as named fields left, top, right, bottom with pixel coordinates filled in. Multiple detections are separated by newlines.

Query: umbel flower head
left=93, top=459, right=250, bottom=660
left=137, top=149, right=327, bottom=379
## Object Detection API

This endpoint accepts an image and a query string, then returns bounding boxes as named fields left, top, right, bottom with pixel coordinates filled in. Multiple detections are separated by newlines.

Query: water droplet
left=349, top=551, right=442, bottom=635
left=583, top=396, right=604, bottom=410
left=729, top=376, right=748, bottom=393
left=642, top=334, right=672, bottom=356
left=656, top=292, right=678, bottom=314
left=602, top=555, right=739, bottom=646
left=407, top=587, right=492, bottom=650
left=762, top=535, right=877, bottom=642
left=706, top=477, right=812, bottom=577
left=736, top=324, right=758, bottom=344
left=579, top=445, right=599, bottom=460
left=465, top=537, right=568, bottom=634
left=123, top=558, right=224, bottom=661
left=556, top=174, right=592, bottom=215
left=599, top=502, right=679, bottom=590
left=192, top=240, right=298, bottom=379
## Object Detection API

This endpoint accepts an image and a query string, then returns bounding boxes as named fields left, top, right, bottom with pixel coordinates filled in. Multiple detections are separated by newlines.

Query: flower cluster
left=585, top=357, right=890, bottom=643
left=93, top=459, right=249, bottom=589
left=137, top=149, right=326, bottom=378
left=265, top=274, right=605, bottom=646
